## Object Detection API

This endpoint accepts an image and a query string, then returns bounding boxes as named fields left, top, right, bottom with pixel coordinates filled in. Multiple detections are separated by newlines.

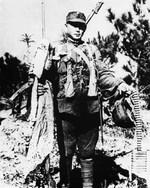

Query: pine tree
left=106, top=0, right=150, bottom=90
left=21, top=33, right=35, bottom=67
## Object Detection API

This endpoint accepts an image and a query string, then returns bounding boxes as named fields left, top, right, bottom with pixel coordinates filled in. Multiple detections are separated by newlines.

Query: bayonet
left=86, top=2, right=104, bottom=25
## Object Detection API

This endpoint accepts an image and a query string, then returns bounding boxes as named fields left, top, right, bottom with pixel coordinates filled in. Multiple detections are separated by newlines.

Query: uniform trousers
left=60, top=112, right=100, bottom=159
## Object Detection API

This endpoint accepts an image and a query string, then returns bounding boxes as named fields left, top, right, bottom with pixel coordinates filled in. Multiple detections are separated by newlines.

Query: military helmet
left=66, top=11, right=86, bottom=25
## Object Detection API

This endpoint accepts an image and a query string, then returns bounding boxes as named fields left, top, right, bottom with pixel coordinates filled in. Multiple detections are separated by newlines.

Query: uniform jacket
left=39, top=38, right=122, bottom=116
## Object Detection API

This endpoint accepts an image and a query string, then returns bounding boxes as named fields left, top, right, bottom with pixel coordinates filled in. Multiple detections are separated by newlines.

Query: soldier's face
left=66, top=22, right=86, bottom=40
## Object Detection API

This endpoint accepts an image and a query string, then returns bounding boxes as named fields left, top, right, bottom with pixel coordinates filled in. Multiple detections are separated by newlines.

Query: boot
left=80, top=158, right=94, bottom=188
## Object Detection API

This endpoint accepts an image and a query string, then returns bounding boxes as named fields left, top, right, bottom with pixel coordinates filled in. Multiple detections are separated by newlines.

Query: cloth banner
left=23, top=80, right=54, bottom=176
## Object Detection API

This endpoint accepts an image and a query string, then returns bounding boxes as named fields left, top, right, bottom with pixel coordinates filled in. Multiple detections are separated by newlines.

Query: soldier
left=35, top=11, right=133, bottom=188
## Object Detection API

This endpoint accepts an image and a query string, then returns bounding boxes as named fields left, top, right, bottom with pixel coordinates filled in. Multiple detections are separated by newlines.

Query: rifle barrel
left=41, top=0, right=46, bottom=39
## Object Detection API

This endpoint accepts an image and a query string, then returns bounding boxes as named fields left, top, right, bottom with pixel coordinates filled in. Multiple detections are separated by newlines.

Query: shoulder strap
left=72, top=46, right=93, bottom=68
left=72, top=46, right=98, bottom=96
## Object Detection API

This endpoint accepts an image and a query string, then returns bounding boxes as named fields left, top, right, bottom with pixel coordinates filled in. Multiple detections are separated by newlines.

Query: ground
left=0, top=106, right=150, bottom=188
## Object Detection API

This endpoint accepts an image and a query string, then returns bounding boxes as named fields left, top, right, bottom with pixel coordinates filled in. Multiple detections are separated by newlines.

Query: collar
left=67, top=37, right=84, bottom=47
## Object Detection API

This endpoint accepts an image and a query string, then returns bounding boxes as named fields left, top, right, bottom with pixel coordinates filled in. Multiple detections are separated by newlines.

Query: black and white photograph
left=0, top=0, right=150, bottom=187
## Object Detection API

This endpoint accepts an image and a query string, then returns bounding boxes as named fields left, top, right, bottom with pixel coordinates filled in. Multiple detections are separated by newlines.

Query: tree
left=91, top=0, right=150, bottom=107
left=106, top=0, right=150, bottom=90
left=0, top=53, right=28, bottom=98
left=91, top=31, right=119, bottom=67
left=21, top=33, right=35, bottom=48
left=21, top=33, right=35, bottom=67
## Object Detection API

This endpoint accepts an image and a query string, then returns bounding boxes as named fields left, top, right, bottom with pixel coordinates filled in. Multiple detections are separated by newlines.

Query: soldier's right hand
left=37, top=83, right=48, bottom=96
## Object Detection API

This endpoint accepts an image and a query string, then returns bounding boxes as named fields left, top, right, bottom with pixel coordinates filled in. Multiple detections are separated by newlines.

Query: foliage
left=91, top=32, right=119, bottom=66
left=21, top=33, right=35, bottom=68
left=0, top=113, right=149, bottom=187
left=0, top=52, right=29, bottom=98
left=106, top=0, right=150, bottom=88
left=91, top=0, right=150, bottom=107
left=20, top=33, right=35, bottom=48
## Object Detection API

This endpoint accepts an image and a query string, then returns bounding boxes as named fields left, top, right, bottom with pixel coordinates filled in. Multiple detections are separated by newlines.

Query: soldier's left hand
left=37, top=83, right=48, bottom=96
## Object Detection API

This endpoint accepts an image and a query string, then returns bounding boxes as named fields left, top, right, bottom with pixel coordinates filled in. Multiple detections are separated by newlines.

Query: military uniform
left=34, top=11, right=123, bottom=188
left=40, top=36, right=122, bottom=187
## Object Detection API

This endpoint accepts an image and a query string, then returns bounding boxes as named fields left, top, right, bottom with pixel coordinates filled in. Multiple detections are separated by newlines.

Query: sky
left=0, top=0, right=134, bottom=59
